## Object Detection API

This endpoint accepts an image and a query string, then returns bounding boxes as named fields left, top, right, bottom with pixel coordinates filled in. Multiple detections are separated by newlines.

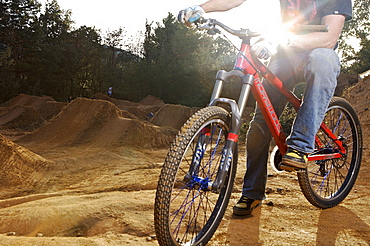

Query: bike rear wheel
left=154, top=106, right=237, bottom=246
left=298, top=97, right=362, bottom=208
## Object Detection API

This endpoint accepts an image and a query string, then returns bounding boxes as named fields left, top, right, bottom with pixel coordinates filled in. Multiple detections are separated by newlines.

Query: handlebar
left=197, top=18, right=261, bottom=39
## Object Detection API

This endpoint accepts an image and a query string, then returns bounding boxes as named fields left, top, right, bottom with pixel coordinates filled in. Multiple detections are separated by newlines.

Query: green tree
left=0, top=0, right=42, bottom=102
left=0, top=3, right=235, bottom=106
left=103, top=28, right=127, bottom=98
left=36, top=0, right=74, bottom=99
left=138, top=13, right=234, bottom=107
left=67, top=26, right=105, bottom=98
left=339, top=0, right=370, bottom=74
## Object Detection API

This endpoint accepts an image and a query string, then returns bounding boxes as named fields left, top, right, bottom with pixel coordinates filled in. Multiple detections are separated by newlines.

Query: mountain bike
left=154, top=18, right=363, bottom=246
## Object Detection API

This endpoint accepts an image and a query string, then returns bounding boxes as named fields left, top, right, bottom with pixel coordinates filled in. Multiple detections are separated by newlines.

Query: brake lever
left=197, top=18, right=213, bottom=30
left=207, top=28, right=221, bottom=35
left=196, top=18, right=220, bottom=35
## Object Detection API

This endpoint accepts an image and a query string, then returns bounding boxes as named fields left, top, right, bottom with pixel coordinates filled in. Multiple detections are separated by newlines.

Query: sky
left=37, top=0, right=282, bottom=45
left=36, top=0, right=358, bottom=50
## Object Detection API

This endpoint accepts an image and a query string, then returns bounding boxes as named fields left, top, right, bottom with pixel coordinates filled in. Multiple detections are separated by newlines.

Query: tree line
left=1, top=0, right=369, bottom=106
left=339, top=0, right=370, bottom=74
left=0, top=0, right=234, bottom=106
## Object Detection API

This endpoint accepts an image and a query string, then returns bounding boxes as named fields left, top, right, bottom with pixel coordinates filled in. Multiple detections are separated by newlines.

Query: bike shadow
left=226, top=206, right=262, bottom=246
left=316, top=205, right=370, bottom=245
left=225, top=205, right=370, bottom=245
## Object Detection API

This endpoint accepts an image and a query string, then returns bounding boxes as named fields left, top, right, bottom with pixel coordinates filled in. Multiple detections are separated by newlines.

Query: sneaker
left=233, top=196, right=262, bottom=216
left=281, top=148, right=308, bottom=169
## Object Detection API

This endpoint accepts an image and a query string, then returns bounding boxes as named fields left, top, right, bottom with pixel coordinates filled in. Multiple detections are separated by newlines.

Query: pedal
left=278, top=163, right=300, bottom=172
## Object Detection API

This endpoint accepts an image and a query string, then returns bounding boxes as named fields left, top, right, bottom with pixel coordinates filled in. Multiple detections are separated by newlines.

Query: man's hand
left=178, top=5, right=205, bottom=27
left=251, top=39, right=275, bottom=60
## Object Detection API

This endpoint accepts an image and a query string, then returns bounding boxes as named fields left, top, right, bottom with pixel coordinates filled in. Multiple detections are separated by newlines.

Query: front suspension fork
left=211, top=135, right=238, bottom=192
left=211, top=71, right=254, bottom=193
left=185, top=70, right=254, bottom=193
left=183, top=127, right=211, bottom=183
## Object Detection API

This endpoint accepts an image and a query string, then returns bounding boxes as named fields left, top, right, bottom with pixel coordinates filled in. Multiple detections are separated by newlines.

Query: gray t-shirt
left=279, top=0, right=352, bottom=25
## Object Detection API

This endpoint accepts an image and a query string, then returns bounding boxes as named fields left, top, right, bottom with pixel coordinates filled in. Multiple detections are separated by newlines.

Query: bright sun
left=203, top=0, right=288, bottom=47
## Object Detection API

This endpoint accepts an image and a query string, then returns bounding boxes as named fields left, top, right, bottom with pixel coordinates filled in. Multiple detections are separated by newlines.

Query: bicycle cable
left=219, top=30, right=295, bottom=105
left=217, top=31, right=258, bottom=75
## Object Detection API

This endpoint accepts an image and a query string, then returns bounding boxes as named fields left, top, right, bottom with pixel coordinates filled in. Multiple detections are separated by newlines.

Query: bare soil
left=0, top=76, right=369, bottom=246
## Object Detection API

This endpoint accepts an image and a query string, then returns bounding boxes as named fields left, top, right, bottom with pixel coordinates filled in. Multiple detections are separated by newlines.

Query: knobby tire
left=154, top=106, right=237, bottom=246
left=298, top=97, right=362, bottom=208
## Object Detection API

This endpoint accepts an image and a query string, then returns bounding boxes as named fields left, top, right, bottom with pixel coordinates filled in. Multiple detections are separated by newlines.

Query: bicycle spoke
left=299, top=98, right=362, bottom=208
left=154, top=108, right=235, bottom=245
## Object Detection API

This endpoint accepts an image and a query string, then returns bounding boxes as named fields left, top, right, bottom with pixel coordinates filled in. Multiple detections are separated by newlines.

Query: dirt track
left=0, top=78, right=369, bottom=245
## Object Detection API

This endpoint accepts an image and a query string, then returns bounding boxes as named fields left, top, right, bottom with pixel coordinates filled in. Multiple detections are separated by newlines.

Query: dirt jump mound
left=93, top=92, right=141, bottom=108
left=139, top=95, right=165, bottom=106
left=150, top=104, right=194, bottom=130
left=20, top=97, right=176, bottom=149
left=1, top=94, right=55, bottom=109
left=0, top=134, right=51, bottom=197
left=0, top=105, right=45, bottom=131
left=92, top=93, right=164, bottom=120
left=0, top=94, right=66, bottom=131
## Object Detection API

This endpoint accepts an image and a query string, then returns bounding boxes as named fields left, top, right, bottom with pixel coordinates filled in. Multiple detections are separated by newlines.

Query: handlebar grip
left=189, top=14, right=202, bottom=24
left=195, top=17, right=207, bottom=25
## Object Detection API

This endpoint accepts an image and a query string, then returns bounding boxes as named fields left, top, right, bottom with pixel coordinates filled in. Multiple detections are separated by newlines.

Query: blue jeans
left=242, top=47, right=340, bottom=200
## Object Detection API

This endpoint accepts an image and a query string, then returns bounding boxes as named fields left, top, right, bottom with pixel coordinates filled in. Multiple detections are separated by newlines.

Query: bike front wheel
left=154, top=106, right=237, bottom=246
left=298, top=97, right=363, bottom=208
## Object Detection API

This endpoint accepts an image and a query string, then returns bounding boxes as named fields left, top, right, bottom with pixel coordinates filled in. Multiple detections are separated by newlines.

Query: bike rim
left=306, top=105, right=360, bottom=200
left=169, top=119, right=229, bottom=245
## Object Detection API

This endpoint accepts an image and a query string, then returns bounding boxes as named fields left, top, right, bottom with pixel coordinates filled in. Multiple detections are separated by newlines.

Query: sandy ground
left=0, top=78, right=369, bottom=246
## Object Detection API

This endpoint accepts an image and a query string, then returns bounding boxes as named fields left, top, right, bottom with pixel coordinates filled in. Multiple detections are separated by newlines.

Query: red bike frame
left=234, top=42, right=346, bottom=161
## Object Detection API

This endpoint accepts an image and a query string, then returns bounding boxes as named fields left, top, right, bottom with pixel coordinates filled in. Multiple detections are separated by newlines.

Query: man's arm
left=178, top=0, right=247, bottom=26
left=288, top=14, right=346, bottom=50
left=200, top=0, right=246, bottom=13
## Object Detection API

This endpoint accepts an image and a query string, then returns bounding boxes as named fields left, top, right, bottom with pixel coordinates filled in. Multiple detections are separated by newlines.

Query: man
left=178, top=0, right=352, bottom=216
left=108, top=86, right=113, bottom=97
